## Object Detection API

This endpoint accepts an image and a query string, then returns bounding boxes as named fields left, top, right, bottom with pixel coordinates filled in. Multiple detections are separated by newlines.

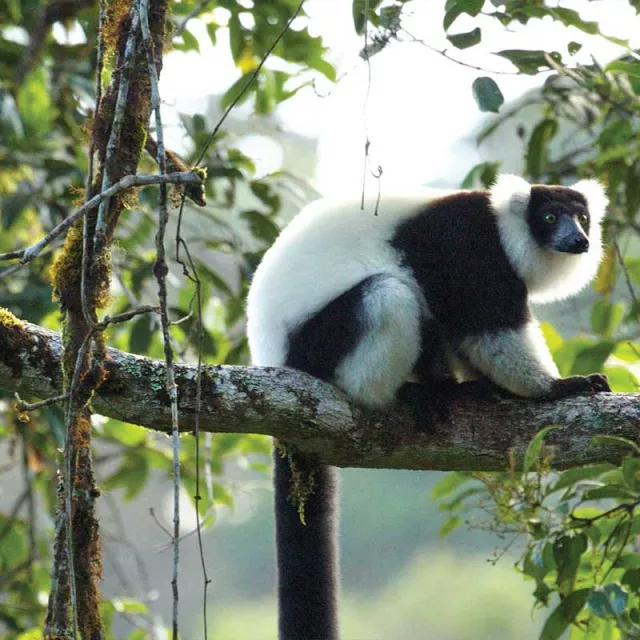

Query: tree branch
left=1, top=317, right=638, bottom=472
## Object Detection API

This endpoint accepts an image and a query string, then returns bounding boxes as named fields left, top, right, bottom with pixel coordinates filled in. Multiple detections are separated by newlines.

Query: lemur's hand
left=546, top=374, right=611, bottom=400
left=585, top=373, right=611, bottom=393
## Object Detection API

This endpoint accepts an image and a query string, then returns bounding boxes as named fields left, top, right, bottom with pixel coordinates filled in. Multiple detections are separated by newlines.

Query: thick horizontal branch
left=1, top=317, right=639, bottom=471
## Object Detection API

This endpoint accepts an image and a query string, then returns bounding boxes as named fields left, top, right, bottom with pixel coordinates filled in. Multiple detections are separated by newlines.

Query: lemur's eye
left=578, top=212, right=589, bottom=225
left=544, top=213, right=557, bottom=224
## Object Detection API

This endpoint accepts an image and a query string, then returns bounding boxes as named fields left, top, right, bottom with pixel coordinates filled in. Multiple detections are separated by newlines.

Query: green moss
left=50, top=220, right=112, bottom=314
left=276, top=443, right=316, bottom=525
left=0, top=307, right=23, bottom=329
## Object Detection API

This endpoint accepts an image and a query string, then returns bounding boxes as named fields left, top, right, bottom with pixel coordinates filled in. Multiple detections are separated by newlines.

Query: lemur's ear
left=489, top=174, right=531, bottom=217
left=571, top=179, right=608, bottom=222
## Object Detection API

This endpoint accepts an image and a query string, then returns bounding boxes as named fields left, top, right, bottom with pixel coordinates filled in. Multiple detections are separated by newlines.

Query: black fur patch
left=274, top=450, right=339, bottom=640
left=528, top=185, right=590, bottom=249
left=390, top=191, right=529, bottom=340
left=286, top=274, right=380, bottom=380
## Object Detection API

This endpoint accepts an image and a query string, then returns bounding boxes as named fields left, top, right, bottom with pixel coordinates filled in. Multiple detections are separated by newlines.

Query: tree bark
left=1, top=318, right=638, bottom=472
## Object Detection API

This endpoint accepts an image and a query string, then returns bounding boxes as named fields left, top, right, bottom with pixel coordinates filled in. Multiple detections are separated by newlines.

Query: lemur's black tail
left=273, top=448, right=339, bottom=640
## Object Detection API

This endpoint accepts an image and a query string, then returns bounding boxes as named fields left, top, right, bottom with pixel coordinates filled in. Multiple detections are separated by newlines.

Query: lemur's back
left=246, top=189, right=453, bottom=367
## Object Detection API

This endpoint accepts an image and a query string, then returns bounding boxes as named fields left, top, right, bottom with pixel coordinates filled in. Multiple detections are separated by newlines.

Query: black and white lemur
left=246, top=174, right=610, bottom=640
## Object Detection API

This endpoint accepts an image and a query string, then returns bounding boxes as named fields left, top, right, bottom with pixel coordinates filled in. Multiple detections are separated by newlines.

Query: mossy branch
left=1, top=317, right=639, bottom=473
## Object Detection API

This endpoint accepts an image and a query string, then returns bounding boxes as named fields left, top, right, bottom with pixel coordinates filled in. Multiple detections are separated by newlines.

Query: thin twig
left=15, top=393, right=70, bottom=413
left=0, top=172, right=202, bottom=265
left=359, top=0, right=383, bottom=213
left=174, top=0, right=214, bottom=37
left=614, top=240, right=639, bottom=321
left=139, top=0, right=181, bottom=635
left=93, top=10, right=140, bottom=256
left=402, top=28, right=537, bottom=76
left=82, top=0, right=106, bottom=328
left=20, top=422, right=37, bottom=581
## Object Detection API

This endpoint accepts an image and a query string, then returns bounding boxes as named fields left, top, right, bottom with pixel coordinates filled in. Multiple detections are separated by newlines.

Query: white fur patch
left=571, top=179, right=608, bottom=222
left=459, top=321, right=559, bottom=397
left=489, top=174, right=531, bottom=218
left=334, top=275, right=426, bottom=408
left=490, top=174, right=607, bottom=303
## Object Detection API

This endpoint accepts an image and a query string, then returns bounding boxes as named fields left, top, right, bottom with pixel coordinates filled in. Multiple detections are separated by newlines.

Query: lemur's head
left=489, top=174, right=608, bottom=303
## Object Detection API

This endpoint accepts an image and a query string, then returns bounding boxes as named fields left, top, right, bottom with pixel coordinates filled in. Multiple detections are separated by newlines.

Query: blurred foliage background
left=0, top=0, right=639, bottom=638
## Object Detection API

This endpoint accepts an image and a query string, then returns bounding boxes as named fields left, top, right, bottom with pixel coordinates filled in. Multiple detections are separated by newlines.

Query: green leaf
left=553, top=534, right=588, bottom=593
left=598, top=119, right=633, bottom=149
left=624, top=258, right=640, bottom=285
left=101, top=420, right=148, bottom=447
left=458, top=0, right=484, bottom=15
left=524, top=542, right=555, bottom=583
left=570, top=341, right=615, bottom=376
left=549, top=7, right=600, bottom=35
left=625, top=163, right=640, bottom=221
left=17, top=67, right=55, bottom=136
left=102, top=452, right=150, bottom=502
left=241, top=209, right=280, bottom=243
left=439, top=515, right=462, bottom=537
left=526, top=118, right=558, bottom=178
left=174, top=27, right=200, bottom=52
left=591, top=299, right=625, bottom=337
left=206, top=22, right=218, bottom=47
left=552, top=463, right=616, bottom=493
left=540, top=588, right=590, bottom=640
left=606, top=60, right=640, bottom=79
left=622, top=457, right=640, bottom=490
left=567, top=41, right=582, bottom=55
left=352, top=0, right=383, bottom=35
left=471, top=77, right=504, bottom=113
left=541, top=322, right=563, bottom=355
left=583, top=485, right=637, bottom=501
left=604, top=366, right=639, bottom=392
left=587, top=584, right=628, bottom=619
left=621, top=568, right=640, bottom=591
left=431, top=472, right=472, bottom=499
left=443, top=0, right=484, bottom=31
left=613, top=342, right=640, bottom=363
left=220, top=72, right=255, bottom=111
left=443, top=5, right=464, bottom=31
left=129, top=313, right=154, bottom=354
left=447, top=27, right=481, bottom=49
left=524, top=425, right=562, bottom=473
left=591, top=435, right=640, bottom=456
left=1, top=192, right=32, bottom=229
left=495, top=49, right=561, bottom=75
left=460, top=161, right=500, bottom=188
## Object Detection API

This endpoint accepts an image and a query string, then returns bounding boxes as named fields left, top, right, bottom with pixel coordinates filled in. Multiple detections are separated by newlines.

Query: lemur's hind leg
left=332, top=273, right=426, bottom=409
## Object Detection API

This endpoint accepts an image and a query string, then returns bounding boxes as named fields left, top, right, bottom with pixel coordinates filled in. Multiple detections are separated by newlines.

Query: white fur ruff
left=490, top=174, right=608, bottom=303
